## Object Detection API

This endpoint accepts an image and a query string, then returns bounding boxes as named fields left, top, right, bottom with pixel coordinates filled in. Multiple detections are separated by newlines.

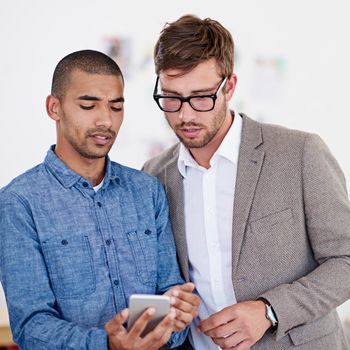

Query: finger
left=153, top=326, right=173, bottom=349
left=105, top=308, right=128, bottom=335
left=171, top=290, right=200, bottom=309
left=177, top=282, right=196, bottom=292
left=173, top=320, right=187, bottom=332
left=235, top=339, right=251, bottom=350
left=142, top=309, right=176, bottom=346
left=173, top=308, right=193, bottom=326
left=204, top=319, right=237, bottom=338
left=128, top=307, right=155, bottom=338
left=198, top=317, right=222, bottom=333
left=199, top=308, right=235, bottom=333
left=160, top=327, right=174, bottom=344
left=223, top=339, right=251, bottom=350
left=164, top=282, right=195, bottom=298
left=213, top=331, right=246, bottom=349
left=170, top=295, right=192, bottom=313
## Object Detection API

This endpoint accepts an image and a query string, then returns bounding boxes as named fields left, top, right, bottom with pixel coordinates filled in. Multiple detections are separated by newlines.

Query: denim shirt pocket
left=126, top=228, right=157, bottom=286
left=42, top=235, right=96, bottom=299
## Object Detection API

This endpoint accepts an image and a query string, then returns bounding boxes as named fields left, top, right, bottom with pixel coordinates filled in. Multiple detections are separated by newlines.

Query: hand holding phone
left=127, top=294, right=171, bottom=337
left=105, top=305, right=175, bottom=350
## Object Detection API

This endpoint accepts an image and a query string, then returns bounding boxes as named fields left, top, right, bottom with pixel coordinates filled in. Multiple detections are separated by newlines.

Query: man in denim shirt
left=0, top=50, right=199, bottom=350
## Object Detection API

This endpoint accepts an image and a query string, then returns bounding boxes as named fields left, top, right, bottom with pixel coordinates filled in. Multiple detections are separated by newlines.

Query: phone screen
left=127, top=294, right=170, bottom=336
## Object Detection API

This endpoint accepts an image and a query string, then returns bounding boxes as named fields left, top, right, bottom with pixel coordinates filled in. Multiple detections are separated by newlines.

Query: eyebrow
left=77, top=95, right=125, bottom=103
left=161, top=84, right=219, bottom=96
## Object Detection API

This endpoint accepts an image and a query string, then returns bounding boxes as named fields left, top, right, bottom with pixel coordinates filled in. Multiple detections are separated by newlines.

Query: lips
left=89, top=133, right=112, bottom=146
left=178, top=127, right=202, bottom=138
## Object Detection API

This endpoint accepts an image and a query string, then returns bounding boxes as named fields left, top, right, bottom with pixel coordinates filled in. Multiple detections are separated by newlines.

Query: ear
left=46, top=95, right=61, bottom=121
left=224, top=74, right=237, bottom=101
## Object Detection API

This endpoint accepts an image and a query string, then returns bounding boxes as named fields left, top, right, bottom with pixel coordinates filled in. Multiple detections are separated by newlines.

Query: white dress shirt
left=178, top=112, right=242, bottom=350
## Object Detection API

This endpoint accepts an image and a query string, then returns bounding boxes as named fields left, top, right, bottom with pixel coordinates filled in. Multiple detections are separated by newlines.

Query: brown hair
left=154, top=15, right=234, bottom=77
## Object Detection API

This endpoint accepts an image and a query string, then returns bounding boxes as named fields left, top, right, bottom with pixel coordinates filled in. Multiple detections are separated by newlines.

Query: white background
left=1, top=0, right=350, bottom=326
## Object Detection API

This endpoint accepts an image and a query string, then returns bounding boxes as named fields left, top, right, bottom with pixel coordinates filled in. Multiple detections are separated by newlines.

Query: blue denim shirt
left=0, top=147, right=186, bottom=350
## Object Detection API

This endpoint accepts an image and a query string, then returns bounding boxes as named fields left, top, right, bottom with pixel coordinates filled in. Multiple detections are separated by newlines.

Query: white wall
left=1, top=0, right=350, bottom=323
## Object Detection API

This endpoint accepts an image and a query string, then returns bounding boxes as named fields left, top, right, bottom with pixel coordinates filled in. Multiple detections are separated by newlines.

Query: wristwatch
left=259, top=298, right=278, bottom=329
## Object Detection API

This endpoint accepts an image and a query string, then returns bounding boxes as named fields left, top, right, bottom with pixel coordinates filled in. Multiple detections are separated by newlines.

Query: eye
left=80, top=105, right=94, bottom=110
left=111, top=107, right=123, bottom=112
left=111, top=103, right=124, bottom=112
left=191, top=96, right=209, bottom=101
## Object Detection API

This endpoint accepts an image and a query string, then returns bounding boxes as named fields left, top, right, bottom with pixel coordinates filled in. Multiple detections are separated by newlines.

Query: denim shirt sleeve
left=154, top=180, right=185, bottom=293
left=152, top=180, right=189, bottom=348
left=0, top=190, right=108, bottom=350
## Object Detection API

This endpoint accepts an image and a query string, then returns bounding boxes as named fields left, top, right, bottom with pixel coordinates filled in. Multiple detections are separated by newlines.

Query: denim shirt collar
left=44, top=145, right=120, bottom=189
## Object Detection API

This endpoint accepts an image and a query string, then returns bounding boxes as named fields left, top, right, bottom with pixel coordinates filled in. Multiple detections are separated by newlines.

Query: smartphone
left=127, top=294, right=170, bottom=336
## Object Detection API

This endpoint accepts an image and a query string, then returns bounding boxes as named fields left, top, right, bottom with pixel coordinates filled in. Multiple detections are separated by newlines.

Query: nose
left=178, top=101, right=196, bottom=123
left=96, top=105, right=112, bottom=129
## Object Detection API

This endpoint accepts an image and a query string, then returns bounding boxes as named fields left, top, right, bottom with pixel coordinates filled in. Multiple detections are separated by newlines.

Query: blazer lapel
left=231, top=115, right=265, bottom=279
left=164, top=147, right=190, bottom=281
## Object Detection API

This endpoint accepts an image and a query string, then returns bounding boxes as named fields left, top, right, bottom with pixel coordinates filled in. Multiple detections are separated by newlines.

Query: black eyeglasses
left=153, top=77, right=227, bottom=112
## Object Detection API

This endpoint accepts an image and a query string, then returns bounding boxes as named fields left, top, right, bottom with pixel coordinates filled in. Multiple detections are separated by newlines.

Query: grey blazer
left=143, top=114, right=350, bottom=349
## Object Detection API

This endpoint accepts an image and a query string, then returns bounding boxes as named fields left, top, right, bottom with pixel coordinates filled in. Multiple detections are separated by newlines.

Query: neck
left=190, top=110, right=234, bottom=169
left=54, top=145, right=106, bottom=187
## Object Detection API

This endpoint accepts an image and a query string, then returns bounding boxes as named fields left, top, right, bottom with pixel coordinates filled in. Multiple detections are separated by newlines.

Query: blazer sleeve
left=259, top=133, right=350, bottom=340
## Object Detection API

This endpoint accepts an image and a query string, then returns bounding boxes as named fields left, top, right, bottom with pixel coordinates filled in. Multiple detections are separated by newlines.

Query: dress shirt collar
left=178, top=111, right=242, bottom=178
left=44, top=145, right=120, bottom=189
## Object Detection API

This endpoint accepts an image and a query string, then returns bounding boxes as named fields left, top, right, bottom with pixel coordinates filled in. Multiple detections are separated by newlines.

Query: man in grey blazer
left=143, top=15, right=350, bottom=350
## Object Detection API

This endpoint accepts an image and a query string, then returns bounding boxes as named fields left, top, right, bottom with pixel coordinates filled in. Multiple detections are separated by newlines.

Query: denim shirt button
left=61, top=239, right=68, bottom=245
left=82, top=182, right=89, bottom=188
left=106, top=239, right=111, bottom=246
left=113, top=280, right=119, bottom=286
left=145, top=229, right=152, bottom=235
left=97, top=202, right=102, bottom=207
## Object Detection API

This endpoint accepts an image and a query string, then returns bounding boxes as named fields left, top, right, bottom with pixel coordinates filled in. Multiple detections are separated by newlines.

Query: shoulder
left=142, top=143, right=180, bottom=177
left=259, top=120, right=310, bottom=143
left=0, top=164, right=44, bottom=200
left=242, top=114, right=316, bottom=151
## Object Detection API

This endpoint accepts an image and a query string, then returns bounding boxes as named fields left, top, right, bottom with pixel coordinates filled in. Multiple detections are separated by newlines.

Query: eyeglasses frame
left=153, top=76, right=228, bottom=112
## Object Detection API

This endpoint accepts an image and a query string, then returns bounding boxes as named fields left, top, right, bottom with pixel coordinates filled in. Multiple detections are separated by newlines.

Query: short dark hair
left=51, top=49, right=124, bottom=100
left=154, top=15, right=234, bottom=77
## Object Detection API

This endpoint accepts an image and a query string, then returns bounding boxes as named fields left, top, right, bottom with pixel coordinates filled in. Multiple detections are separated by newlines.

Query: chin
left=182, top=140, right=205, bottom=149
left=178, top=135, right=205, bottom=148
left=82, top=153, right=107, bottom=160
left=79, top=148, right=110, bottom=160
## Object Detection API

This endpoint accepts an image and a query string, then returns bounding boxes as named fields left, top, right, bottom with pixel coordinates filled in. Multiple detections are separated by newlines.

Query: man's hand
left=105, top=307, right=176, bottom=350
left=164, top=282, right=200, bottom=332
left=198, top=300, right=271, bottom=350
